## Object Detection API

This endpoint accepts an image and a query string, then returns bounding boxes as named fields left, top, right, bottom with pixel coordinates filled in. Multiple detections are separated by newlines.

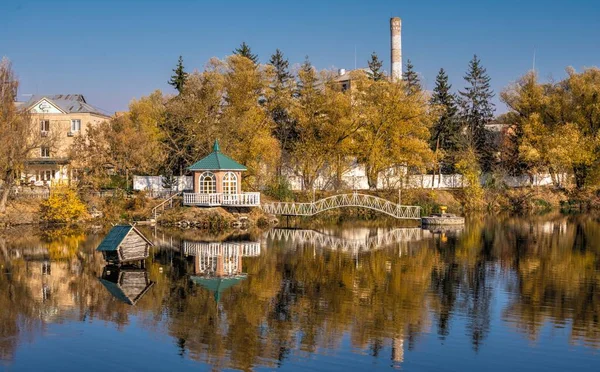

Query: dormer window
left=70, top=119, right=81, bottom=133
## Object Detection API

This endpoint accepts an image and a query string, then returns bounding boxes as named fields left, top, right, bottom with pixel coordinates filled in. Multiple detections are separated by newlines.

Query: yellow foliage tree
left=353, top=76, right=435, bottom=189
left=40, top=187, right=87, bottom=224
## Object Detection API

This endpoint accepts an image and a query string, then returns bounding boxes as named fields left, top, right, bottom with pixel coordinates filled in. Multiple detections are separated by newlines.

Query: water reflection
left=184, top=241, right=261, bottom=302
left=99, top=266, right=154, bottom=305
left=0, top=215, right=599, bottom=370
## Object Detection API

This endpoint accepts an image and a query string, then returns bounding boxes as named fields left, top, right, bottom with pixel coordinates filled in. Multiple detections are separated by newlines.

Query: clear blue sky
left=1, top=0, right=599, bottom=114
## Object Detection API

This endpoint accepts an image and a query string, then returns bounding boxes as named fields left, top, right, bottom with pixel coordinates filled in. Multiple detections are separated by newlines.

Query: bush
left=40, top=187, right=87, bottom=224
left=264, top=176, right=294, bottom=201
left=455, top=149, right=485, bottom=211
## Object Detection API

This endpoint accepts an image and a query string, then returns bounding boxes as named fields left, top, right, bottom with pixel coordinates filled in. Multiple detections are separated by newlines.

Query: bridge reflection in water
left=264, top=227, right=426, bottom=253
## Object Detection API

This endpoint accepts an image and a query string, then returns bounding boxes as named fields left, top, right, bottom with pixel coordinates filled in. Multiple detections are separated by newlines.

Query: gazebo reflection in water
left=183, top=241, right=261, bottom=302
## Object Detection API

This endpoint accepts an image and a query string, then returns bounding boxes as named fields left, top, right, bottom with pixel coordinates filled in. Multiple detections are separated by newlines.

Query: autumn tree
left=233, top=42, right=259, bottom=65
left=501, top=68, right=600, bottom=189
left=218, top=55, right=279, bottom=188
left=168, top=56, right=188, bottom=94
left=367, top=52, right=385, bottom=81
left=458, top=55, right=495, bottom=171
left=353, top=76, right=434, bottom=189
left=161, top=69, right=224, bottom=175
left=289, top=57, right=366, bottom=190
left=0, top=58, right=55, bottom=213
left=70, top=91, right=166, bottom=189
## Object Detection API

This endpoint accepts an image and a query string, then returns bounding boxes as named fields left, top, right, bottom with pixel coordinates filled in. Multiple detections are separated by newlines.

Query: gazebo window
left=222, top=172, right=237, bottom=194
left=199, top=172, right=216, bottom=194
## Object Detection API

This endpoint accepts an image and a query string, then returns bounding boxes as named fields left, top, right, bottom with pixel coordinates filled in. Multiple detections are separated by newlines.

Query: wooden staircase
left=151, top=192, right=182, bottom=222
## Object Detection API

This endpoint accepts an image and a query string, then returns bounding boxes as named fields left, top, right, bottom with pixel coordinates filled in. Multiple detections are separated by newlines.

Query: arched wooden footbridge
left=261, top=193, right=421, bottom=220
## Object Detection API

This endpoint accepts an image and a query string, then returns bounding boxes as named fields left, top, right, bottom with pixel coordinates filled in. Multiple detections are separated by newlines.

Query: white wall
left=283, top=163, right=567, bottom=191
left=133, top=176, right=192, bottom=192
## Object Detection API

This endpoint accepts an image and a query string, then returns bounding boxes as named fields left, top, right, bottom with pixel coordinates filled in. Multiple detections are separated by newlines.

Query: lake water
left=1, top=214, right=599, bottom=371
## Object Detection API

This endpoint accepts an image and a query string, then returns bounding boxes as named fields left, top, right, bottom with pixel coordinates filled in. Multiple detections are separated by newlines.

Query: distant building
left=17, top=94, right=110, bottom=186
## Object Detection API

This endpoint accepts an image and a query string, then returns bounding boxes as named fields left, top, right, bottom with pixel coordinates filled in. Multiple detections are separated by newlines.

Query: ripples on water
left=0, top=215, right=599, bottom=371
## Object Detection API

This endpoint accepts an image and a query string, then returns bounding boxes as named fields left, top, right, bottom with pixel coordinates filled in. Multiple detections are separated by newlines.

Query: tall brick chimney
left=390, top=17, right=402, bottom=81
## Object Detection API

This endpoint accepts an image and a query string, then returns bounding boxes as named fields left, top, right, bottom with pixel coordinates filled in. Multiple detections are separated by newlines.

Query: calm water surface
left=1, top=215, right=599, bottom=371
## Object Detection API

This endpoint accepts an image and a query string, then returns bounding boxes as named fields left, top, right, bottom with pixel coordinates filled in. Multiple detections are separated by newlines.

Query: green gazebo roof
left=190, top=274, right=247, bottom=302
left=187, top=140, right=247, bottom=171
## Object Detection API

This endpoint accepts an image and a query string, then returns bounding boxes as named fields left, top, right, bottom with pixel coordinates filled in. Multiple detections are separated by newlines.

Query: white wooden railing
left=183, top=192, right=260, bottom=207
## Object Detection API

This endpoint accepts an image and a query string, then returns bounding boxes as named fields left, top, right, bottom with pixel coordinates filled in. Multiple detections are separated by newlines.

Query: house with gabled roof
left=183, top=140, right=260, bottom=207
left=96, top=225, right=153, bottom=263
left=17, top=94, right=110, bottom=186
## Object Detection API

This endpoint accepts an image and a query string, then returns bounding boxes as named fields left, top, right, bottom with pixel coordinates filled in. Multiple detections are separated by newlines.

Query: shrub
left=455, top=148, right=485, bottom=211
left=40, top=186, right=87, bottom=224
left=264, top=176, right=294, bottom=201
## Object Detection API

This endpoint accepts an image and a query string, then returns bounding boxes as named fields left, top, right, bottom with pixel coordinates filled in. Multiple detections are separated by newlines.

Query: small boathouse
left=183, top=140, right=260, bottom=207
left=97, top=225, right=153, bottom=264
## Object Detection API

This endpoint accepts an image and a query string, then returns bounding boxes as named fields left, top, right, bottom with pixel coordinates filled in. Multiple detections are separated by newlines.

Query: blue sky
left=1, top=0, right=599, bottom=114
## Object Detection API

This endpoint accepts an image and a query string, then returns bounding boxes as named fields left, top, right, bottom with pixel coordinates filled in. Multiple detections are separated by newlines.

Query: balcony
left=183, top=192, right=260, bottom=207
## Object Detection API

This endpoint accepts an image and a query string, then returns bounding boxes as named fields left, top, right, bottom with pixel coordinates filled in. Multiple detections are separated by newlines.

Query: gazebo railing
left=183, top=192, right=260, bottom=207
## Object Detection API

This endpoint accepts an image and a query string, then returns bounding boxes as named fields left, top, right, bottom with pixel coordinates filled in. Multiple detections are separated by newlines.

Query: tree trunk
left=0, top=171, right=14, bottom=214
left=366, top=166, right=377, bottom=190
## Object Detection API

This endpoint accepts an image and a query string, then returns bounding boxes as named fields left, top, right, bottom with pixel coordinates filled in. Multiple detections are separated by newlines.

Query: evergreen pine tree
left=168, top=56, right=188, bottom=94
left=269, top=49, right=293, bottom=86
left=458, top=55, right=496, bottom=170
left=233, top=42, right=259, bottom=64
left=268, top=49, right=297, bottom=171
left=367, top=52, right=385, bottom=81
left=402, top=59, right=421, bottom=94
left=430, top=68, right=462, bottom=172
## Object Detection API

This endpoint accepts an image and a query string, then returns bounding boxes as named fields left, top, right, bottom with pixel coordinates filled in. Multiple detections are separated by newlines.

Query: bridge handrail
left=261, top=193, right=421, bottom=220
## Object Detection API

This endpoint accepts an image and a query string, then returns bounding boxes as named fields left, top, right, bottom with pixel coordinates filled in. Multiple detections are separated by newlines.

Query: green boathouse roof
left=187, top=140, right=247, bottom=171
left=96, top=225, right=153, bottom=252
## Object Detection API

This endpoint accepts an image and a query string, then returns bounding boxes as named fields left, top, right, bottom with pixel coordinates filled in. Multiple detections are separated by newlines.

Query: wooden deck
left=183, top=192, right=260, bottom=207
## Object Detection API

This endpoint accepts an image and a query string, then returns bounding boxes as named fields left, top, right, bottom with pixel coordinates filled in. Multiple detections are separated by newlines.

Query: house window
left=199, top=172, right=216, bottom=194
left=40, top=119, right=50, bottom=134
left=222, top=172, right=237, bottom=194
left=36, top=170, right=53, bottom=181
left=71, top=119, right=81, bottom=132
left=41, top=147, right=50, bottom=158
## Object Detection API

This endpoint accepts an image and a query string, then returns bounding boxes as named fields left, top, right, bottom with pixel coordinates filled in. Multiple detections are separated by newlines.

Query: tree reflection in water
left=0, top=216, right=599, bottom=369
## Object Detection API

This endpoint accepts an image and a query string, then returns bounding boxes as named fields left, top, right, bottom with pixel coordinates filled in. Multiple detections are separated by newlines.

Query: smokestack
left=390, top=17, right=402, bottom=82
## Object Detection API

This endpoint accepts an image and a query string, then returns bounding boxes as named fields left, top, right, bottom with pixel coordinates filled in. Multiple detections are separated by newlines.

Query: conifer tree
left=233, top=42, right=258, bottom=64
left=403, top=59, right=421, bottom=94
left=268, top=49, right=297, bottom=172
left=430, top=68, right=462, bottom=172
left=458, top=55, right=496, bottom=170
left=269, top=49, right=293, bottom=86
left=367, top=52, right=385, bottom=81
left=168, top=56, right=188, bottom=94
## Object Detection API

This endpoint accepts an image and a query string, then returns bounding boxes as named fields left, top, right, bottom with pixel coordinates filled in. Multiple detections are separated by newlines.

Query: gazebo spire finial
left=213, top=139, right=220, bottom=153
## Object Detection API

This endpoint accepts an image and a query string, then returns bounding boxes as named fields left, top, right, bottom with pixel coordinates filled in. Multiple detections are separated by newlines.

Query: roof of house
left=187, top=140, right=247, bottom=171
left=96, top=225, right=153, bottom=252
left=22, top=94, right=110, bottom=117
